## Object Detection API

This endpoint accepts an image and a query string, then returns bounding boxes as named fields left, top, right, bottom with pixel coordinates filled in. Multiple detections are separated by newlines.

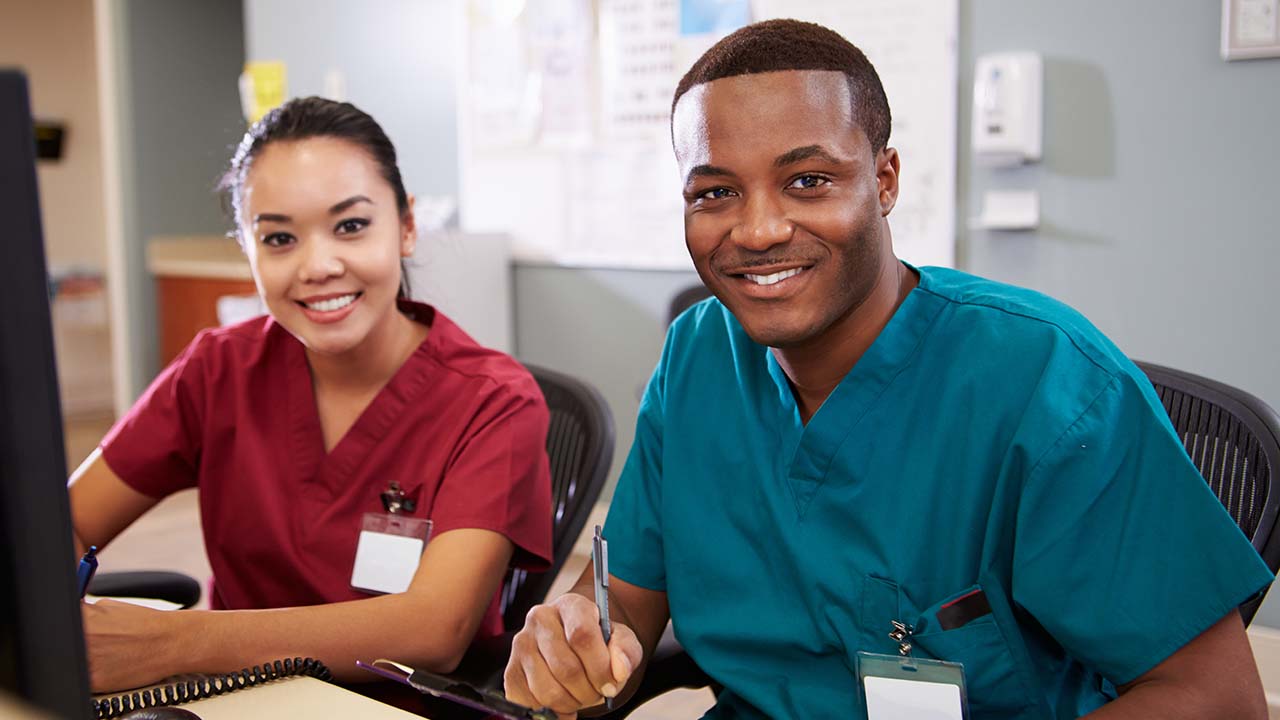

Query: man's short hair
left=672, top=19, right=892, bottom=153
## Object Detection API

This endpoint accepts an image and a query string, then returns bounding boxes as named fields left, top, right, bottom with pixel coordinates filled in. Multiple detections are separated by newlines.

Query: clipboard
left=356, top=659, right=557, bottom=720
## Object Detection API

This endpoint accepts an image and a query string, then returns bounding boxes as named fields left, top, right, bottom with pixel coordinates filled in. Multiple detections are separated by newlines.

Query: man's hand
left=504, top=593, right=644, bottom=719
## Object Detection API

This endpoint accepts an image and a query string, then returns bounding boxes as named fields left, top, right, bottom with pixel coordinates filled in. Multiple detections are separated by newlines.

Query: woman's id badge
left=350, top=511, right=432, bottom=595
left=857, top=622, right=969, bottom=720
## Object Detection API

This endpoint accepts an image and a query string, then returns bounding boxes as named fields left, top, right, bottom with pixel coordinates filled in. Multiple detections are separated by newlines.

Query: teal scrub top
left=604, top=266, right=1273, bottom=719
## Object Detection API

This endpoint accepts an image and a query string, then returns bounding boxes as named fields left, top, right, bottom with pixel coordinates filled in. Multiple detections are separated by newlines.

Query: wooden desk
left=102, top=676, right=423, bottom=719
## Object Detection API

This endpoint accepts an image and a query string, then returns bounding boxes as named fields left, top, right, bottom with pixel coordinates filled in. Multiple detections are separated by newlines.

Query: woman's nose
left=298, top=237, right=344, bottom=282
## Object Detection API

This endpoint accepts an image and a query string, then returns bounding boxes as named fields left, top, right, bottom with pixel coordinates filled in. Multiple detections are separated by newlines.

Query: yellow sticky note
left=239, top=61, right=287, bottom=124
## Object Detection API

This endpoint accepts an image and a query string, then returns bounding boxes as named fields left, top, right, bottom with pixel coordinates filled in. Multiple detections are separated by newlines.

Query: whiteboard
left=457, top=0, right=957, bottom=270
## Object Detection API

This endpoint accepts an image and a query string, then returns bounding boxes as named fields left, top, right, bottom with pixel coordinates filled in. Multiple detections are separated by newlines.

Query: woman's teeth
left=744, top=268, right=804, bottom=286
left=306, top=294, right=357, bottom=312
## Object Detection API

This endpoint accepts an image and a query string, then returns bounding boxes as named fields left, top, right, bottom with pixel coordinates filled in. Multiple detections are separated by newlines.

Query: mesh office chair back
left=1135, top=361, right=1280, bottom=624
left=498, top=364, right=615, bottom=632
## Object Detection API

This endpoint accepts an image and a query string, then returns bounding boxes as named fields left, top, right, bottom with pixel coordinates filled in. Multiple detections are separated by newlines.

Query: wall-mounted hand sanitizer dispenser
left=972, top=52, right=1042, bottom=167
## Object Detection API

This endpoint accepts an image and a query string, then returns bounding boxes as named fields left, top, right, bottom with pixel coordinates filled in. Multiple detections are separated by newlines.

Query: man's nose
left=732, top=193, right=794, bottom=252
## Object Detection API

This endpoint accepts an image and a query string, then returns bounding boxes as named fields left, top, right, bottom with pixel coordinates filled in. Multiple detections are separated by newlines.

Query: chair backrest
left=668, top=284, right=713, bottom=327
left=1135, top=361, right=1280, bottom=625
left=498, top=364, right=615, bottom=632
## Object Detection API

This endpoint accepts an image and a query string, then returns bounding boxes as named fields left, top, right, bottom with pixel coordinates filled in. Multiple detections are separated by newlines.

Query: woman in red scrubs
left=67, top=97, right=552, bottom=694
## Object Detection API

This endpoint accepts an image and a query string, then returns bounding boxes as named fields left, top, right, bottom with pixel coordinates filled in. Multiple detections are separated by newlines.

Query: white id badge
left=350, top=512, right=432, bottom=595
left=857, top=651, right=969, bottom=720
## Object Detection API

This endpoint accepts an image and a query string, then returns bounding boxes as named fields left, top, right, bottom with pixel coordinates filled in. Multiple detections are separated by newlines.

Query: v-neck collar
left=765, top=265, right=947, bottom=518
left=284, top=309, right=439, bottom=493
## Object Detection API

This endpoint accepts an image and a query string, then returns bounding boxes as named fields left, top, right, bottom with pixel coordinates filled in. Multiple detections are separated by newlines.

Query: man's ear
left=400, top=194, right=417, bottom=257
left=876, top=147, right=900, bottom=216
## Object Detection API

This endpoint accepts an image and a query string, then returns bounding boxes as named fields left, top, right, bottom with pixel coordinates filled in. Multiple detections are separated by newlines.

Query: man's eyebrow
left=330, top=195, right=373, bottom=214
left=774, top=145, right=844, bottom=168
left=685, top=164, right=733, bottom=184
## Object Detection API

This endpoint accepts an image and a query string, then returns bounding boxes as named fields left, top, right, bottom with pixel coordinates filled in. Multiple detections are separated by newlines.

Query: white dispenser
left=972, top=52, right=1043, bottom=167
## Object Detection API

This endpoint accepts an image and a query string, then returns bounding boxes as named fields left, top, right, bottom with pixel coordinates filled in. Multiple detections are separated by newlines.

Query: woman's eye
left=336, top=218, right=370, bottom=235
left=788, top=174, right=829, bottom=190
left=262, top=233, right=294, bottom=248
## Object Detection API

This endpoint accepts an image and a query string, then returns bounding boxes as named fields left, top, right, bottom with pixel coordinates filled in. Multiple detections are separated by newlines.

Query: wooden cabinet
left=155, top=275, right=257, bottom=366
left=148, top=237, right=257, bottom=367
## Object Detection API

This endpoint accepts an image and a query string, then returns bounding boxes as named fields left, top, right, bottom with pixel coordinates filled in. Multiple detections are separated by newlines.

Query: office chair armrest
left=86, top=570, right=202, bottom=609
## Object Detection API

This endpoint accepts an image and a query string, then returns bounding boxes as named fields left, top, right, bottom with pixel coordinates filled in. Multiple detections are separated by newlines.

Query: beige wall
left=0, top=0, right=107, bottom=271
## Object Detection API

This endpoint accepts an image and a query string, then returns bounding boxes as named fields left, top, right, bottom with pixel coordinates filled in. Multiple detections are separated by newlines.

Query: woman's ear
left=400, top=194, right=417, bottom=258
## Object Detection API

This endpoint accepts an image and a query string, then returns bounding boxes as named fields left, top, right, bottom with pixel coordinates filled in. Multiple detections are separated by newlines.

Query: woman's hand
left=82, top=598, right=186, bottom=692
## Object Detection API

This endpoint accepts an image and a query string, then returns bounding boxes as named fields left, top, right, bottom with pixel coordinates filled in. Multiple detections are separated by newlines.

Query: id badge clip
left=857, top=620, right=969, bottom=720
left=351, top=482, right=432, bottom=595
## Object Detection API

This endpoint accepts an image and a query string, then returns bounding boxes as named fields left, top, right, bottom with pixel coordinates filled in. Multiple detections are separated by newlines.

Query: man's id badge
left=350, top=512, right=432, bottom=595
left=858, top=623, right=969, bottom=720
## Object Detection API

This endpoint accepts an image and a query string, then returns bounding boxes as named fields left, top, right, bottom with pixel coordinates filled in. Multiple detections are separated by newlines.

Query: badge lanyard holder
left=351, top=482, right=432, bottom=595
left=857, top=620, right=970, bottom=720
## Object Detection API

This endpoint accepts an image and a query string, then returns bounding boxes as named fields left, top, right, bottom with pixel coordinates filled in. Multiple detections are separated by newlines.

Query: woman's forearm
left=179, top=591, right=475, bottom=682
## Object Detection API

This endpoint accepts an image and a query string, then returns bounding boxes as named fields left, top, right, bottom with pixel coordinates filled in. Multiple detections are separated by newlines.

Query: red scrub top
left=100, top=302, right=552, bottom=638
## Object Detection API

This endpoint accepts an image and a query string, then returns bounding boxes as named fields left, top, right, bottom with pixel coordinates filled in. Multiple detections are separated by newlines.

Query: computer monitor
left=0, top=69, right=94, bottom=719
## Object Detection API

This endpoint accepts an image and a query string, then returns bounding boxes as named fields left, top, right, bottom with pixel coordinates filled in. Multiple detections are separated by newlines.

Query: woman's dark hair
left=219, top=97, right=413, bottom=298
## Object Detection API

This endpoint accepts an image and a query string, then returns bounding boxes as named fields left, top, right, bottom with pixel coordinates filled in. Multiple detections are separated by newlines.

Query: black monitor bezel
left=0, top=68, right=94, bottom=719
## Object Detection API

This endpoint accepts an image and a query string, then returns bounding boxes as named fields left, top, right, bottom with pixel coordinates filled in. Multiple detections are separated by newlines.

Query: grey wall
left=243, top=0, right=461, bottom=202
left=961, top=0, right=1280, bottom=412
left=113, top=0, right=246, bottom=396
left=514, top=264, right=700, bottom=496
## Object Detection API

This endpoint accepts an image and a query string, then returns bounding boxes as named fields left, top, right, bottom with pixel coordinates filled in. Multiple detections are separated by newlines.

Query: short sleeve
left=1012, top=371, right=1274, bottom=684
left=431, top=376, right=553, bottom=571
left=603, top=342, right=669, bottom=592
left=99, top=333, right=209, bottom=499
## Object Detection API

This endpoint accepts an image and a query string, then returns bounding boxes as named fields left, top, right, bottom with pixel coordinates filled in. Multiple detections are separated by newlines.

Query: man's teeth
left=306, top=294, right=357, bottom=312
left=744, top=268, right=804, bottom=286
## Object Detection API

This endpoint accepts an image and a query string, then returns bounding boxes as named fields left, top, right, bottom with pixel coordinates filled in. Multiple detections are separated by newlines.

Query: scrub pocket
left=859, top=578, right=1036, bottom=718
left=912, top=585, right=1035, bottom=717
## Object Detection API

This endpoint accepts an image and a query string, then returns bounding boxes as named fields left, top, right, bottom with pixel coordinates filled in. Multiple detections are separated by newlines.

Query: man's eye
left=698, top=187, right=735, bottom=201
left=262, top=233, right=294, bottom=247
left=336, top=218, right=369, bottom=234
left=788, top=175, right=829, bottom=190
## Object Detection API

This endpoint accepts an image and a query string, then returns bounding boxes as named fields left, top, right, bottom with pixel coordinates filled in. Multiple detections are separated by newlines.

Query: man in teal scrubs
left=505, top=19, right=1274, bottom=719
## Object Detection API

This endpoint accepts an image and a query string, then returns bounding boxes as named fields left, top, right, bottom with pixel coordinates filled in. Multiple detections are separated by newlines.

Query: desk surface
left=103, top=676, right=422, bottom=719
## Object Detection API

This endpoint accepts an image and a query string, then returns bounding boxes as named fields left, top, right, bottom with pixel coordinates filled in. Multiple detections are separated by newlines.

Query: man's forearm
left=1082, top=678, right=1265, bottom=720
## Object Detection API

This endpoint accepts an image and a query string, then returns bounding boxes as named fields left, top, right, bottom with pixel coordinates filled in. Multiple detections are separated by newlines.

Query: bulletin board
left=457, top=0, right=958, bottom=270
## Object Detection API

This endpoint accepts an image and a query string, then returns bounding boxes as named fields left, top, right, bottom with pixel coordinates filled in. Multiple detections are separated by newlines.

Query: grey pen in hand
left=592, top=524, right=613, bottom=710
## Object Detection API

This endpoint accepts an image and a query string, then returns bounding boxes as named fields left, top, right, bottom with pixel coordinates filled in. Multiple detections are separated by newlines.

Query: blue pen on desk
left=76, top=545, right=98, bottom=599
left=591, top=525, right=613, bottom=710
